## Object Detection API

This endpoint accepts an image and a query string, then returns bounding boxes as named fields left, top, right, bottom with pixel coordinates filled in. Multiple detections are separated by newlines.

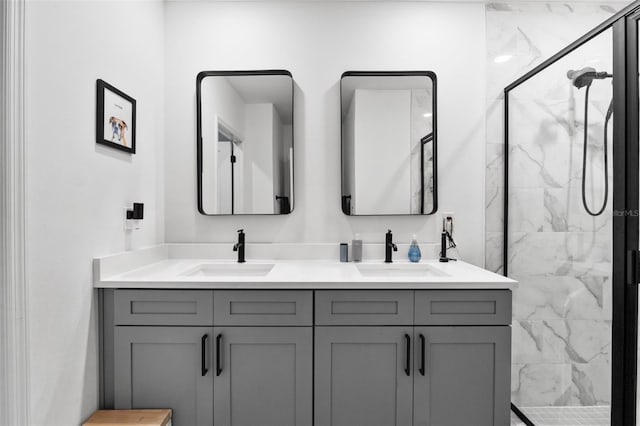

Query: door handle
left=216, top=334, right=223, bottom=376
left=404, top=333, right=411, bottom=376
left=419, top=334, right=426, bottom=376
left=201, top=334, right=208, bottom=377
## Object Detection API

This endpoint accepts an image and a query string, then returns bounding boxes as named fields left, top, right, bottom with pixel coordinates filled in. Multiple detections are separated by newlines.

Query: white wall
left=353, top=89, right=411, bottom=215
left=283, top=124, right=293, bottom=205
left=342, top=96, right=356, bottom=212
left=164, top=1, right=486, bottom=265
left=272, top=107, right=284, bottom=212
left=243, top=103, right=275, bottom=213
left=203, top=76, right=245, bottom=139
left=25, top=1, right=165, bottom=424
left=201, top=76, right=246, bottom=213
left=410, top=88, right=434, bottom=214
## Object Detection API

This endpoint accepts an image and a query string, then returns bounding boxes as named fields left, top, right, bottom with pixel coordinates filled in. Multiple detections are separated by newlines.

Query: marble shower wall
left=484, top=2, right=624, bottom=407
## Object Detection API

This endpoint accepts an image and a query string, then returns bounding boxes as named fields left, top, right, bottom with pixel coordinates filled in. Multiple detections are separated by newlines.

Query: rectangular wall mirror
left=340, top=71, right=437, bottom=216
left=197, top=70, right=294, bottom=215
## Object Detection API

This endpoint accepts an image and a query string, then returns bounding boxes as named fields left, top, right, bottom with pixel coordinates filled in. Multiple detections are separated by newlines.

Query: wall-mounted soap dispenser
left=124, top=202, right=144, bottom=230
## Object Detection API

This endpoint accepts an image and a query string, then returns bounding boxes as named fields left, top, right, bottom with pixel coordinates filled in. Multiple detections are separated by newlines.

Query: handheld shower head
left=569, top=66, right=614, bottom=217
left=567, top=67, right=612, bottom=88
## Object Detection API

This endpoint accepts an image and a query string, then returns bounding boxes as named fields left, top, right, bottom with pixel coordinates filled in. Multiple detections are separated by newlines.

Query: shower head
left=567, top=67, right=612, bottom=88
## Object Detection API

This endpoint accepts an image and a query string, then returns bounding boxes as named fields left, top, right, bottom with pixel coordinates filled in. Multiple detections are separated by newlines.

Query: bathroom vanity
left=95, top=245, right=516, bottom=426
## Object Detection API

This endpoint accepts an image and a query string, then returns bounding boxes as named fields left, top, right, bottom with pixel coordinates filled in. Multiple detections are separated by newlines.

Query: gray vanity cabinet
left=213, top=327, right=312, bottom=426
left=103, top=288, right=512, bottom=426
left=412, top=326, right=511, bottom=426
left=313, top=290, right=512, bottom=426
left=113, top=326, right=214, bottom=426
left=314, top=326, right=414, bottom=426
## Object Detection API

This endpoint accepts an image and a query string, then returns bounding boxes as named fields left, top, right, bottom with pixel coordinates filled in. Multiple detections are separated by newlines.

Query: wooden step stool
left=83, top=409, right=172, bottom=426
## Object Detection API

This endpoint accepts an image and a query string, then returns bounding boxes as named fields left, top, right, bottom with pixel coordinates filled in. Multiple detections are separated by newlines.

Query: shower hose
left=581, top=82, right=612, bottom=217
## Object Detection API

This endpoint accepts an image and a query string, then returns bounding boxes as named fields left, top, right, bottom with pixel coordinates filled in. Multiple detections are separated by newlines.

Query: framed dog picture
left=96, top=79, right=136, bottom=154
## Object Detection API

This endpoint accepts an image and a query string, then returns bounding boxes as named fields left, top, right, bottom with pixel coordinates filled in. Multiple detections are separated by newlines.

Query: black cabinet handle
left=216, top=334, right=223, bottom=376
left=404, top=333, right=411, bottom=376
left=201, top=334, right=208, bottom=377
left=419, top=334, right=426, bottom=376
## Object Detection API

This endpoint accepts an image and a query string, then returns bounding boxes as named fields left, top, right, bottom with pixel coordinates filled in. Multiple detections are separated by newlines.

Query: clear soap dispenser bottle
left=408, top=234, right=422, bottom=262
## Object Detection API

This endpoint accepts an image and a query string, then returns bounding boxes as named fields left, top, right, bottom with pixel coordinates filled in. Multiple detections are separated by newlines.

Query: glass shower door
left=505, top=4, right=640, bottom=424
left=506, top=28, right=615, bottom=425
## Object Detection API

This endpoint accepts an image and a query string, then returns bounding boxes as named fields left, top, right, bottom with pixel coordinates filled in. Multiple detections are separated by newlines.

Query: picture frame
left=96, top=79, right=136, bottom=154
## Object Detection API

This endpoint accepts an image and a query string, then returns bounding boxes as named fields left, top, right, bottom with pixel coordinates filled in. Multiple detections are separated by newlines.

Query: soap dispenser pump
left=408, top=234, right=422, bottom=262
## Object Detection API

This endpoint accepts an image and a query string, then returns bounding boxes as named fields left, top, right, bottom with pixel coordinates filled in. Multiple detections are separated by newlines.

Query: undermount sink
left=181, top=263, right=275, bottom=277
left=356, top=263, right=449, bottom=278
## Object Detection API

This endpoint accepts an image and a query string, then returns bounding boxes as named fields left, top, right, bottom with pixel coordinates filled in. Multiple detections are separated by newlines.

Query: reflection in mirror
left=197, top=71, right=294, bottom=215
left=340, top=71, right=437, bottom=216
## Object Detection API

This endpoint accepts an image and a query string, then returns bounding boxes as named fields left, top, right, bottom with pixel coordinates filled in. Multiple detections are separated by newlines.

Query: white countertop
left=93, top=244, right=517, bottom=290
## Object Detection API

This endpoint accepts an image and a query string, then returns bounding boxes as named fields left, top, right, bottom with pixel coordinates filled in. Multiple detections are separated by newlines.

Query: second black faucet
left=233, top=229, right=245, bottom=263
left=385, top=229, right=398, bottom=263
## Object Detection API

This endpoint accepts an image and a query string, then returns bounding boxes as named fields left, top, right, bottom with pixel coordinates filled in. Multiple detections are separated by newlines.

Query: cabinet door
left=413, top=326, right=511, bottom=426
left=314, top=326, right=413, bottom=426
left=213, top=327, right=312, bottom=426
left=114, top=326, right=214, bottom=426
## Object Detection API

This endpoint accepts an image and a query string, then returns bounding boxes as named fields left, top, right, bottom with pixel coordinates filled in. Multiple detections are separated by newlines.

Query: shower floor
left=510, top=406, right=611, bottom=426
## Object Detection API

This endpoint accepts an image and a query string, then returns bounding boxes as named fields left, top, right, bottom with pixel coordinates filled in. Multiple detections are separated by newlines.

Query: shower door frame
left=502, top=2, right=640, bottom=424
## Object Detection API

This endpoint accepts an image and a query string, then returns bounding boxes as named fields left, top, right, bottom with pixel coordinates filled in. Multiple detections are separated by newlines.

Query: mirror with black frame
left=197, top=70, right=294, bottom=215
left=340, top=71, right=437, bottom=216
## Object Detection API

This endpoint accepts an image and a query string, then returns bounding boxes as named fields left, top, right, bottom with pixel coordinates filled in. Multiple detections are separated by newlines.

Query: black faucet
left=385, top=229, right=398, bottom=263
left=439, top=217, right=457, bottom=262
left=233, top=229, right=245, bottom=263
left=439, top=230, right=449, bottom=262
